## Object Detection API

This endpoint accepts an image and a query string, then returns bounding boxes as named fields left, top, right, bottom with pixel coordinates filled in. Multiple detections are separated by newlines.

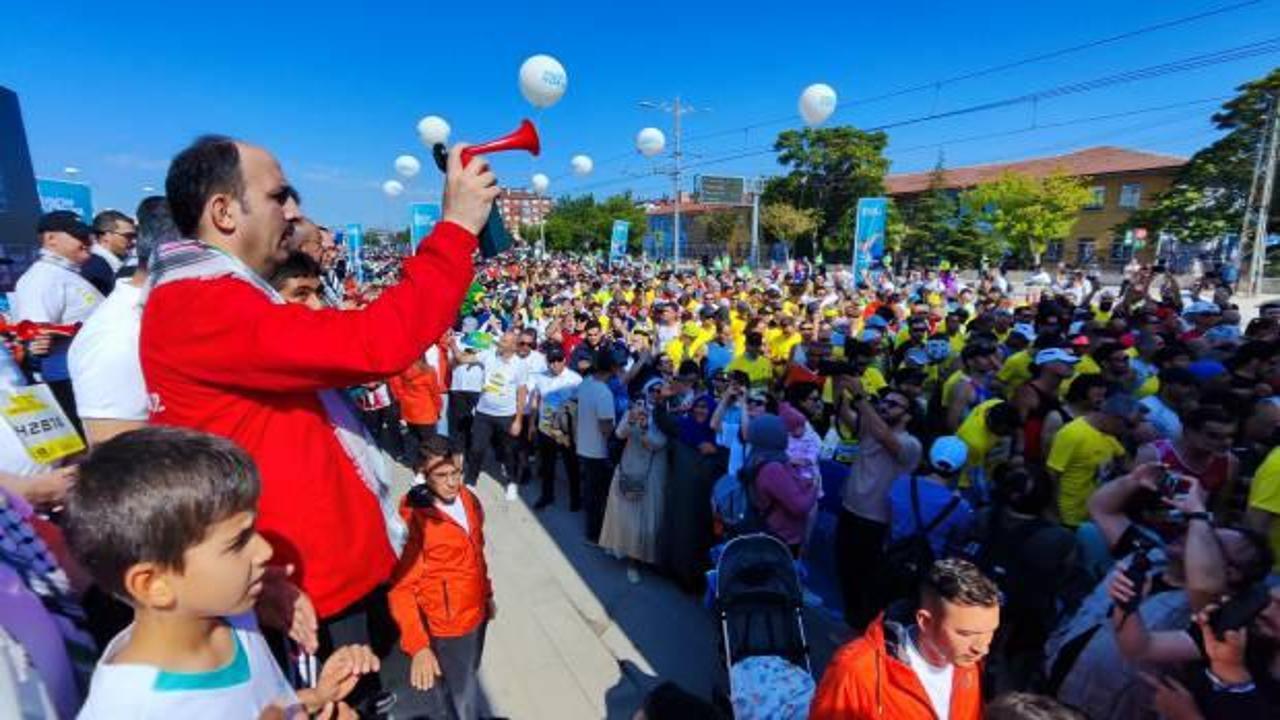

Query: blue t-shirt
left=887, top=476, right=974, bottom=557
left=705, top=342, right=735, bottom=378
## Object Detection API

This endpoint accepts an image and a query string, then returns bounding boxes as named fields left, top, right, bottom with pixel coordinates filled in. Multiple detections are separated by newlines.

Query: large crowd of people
left=0, top=132, right=1277, bottom=719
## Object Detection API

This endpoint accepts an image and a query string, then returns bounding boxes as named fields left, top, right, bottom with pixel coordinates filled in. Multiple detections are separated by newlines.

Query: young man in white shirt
left=12, top=211, right=105, bottom=432
left=461, top=330, right=528, bottom=495
left=70, top=196, right=175, bottom=446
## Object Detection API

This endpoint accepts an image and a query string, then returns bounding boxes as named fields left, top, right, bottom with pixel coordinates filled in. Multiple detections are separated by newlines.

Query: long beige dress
left=598, top=413, right=668, bottom=564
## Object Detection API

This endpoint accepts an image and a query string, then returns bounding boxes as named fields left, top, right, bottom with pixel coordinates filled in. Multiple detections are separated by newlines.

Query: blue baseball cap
left=929, top=436, right=969, bottom=474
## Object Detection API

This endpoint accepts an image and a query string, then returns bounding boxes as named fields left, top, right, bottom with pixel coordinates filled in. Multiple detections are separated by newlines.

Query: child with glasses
left=388, top=435, right=494, bottom=720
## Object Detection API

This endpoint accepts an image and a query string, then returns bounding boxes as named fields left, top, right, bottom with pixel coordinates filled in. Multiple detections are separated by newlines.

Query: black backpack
left=882, top=477, right=962, bottom=603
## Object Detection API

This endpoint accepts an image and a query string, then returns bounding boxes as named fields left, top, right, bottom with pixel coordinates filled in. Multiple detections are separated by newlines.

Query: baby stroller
left=713, top=533, right=814, bottom=720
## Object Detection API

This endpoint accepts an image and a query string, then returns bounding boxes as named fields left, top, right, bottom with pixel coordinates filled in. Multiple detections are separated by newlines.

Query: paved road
left=385, top=462, right=845, bottom=719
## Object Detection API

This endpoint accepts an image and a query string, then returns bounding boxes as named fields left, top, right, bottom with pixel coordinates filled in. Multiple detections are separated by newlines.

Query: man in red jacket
left=811, top=559, right=1000, bottom=720
left=140, top=135, right=496, bottom=663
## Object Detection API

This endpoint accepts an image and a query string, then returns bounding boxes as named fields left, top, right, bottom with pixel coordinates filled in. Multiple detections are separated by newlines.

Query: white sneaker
left=505, top=482, right=519, bottom=501
left=626, top=565, right=641, bottom=584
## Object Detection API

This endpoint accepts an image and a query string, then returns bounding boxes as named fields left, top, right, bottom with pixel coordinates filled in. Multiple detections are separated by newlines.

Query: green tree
left=541, top=192, right=649, bottom=253
left=964, top=170, right=1092, bottom=265
left=1120, top=68, right=1279, bottom=266
left=761, top=126, right=890, bottom=255
left=759, top=202, right=819, bottom=253
left=900, top=159, right=955, bottom=264
left=702, top=210, right=744, bottom=257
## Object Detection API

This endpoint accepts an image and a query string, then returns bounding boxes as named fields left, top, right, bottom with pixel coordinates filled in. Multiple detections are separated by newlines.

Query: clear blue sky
left=3, top=1, right=1278, bottom=230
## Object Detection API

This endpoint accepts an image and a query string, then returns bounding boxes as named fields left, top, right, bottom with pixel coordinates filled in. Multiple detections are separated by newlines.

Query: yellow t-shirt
left=1046, top=417, right=1126, bottom=527
left=768, top=331, right=803, bottom=363
left=727, top=354, right=773, bottom=388
left=1060, top=354, right=1101, bottom=399
left=957, top=399, right=1004, bottom=488
left=820, top=366, right=888, bottom=405
left=941, top=370, right=967, bottom=411
left=666, top=338, right=687, bottom=366
left=997, top=350, right=1034, bottom=396
left=1246, top=447, right=1280, bottom=572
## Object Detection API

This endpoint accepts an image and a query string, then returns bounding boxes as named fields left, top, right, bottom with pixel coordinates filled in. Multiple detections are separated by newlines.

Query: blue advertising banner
left=408, top=202, right=441, bottom=251
left=344, top=223, right=364, bottom=284
left=852, top=197, right=887, bottom=287
left=35, top=178, right=92, bottom=221
left=609, top=220, right=629, bottom=264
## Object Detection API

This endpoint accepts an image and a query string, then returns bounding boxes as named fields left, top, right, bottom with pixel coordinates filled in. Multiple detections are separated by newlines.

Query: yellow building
left=886, top=146, right=1185, bottom=267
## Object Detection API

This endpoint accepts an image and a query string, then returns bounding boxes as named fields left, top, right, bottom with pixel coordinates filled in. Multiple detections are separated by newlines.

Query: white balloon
left=531, top=173, right=550, bottom=194
left=394, top=154, right=421, bottom=179
left=635, top=127, right=666, bottom=157
left=417, top=115, right=451, bottom=147
left=382, top=180, right=404, bottom=197
left=518, top=54, right=568, bottom=109
left=570, top=154, right=593, bottom=176
left=798, top=83, right=838, bottom=127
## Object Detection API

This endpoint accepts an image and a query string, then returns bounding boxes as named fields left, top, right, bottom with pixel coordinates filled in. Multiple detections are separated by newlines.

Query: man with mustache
left=140, top=135, right=497, bottom=687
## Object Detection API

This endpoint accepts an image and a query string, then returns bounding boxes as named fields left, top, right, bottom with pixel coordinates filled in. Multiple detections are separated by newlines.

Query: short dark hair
left=418, top=433, right=460, bottom=471
left=134, top=195, right=177, bottom=270
left=1183, top=406, right=1235, bottom=433
left=166, top=134, right=246, bottom=237
left=64, top=427, right=260, bottom=600
left=985, top=692, right=1084, bottom=720
left=268, top=251, right=321, bottom=291
left=1064, top=374, right=1109, bottom=404
left=985, top=401, right=1020, bottom=436
left=921, top=558, right=1000, bottom=608
left=92, top=209, right=133, bottom=234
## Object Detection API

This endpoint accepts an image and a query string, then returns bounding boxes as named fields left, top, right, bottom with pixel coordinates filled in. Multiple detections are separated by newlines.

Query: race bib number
left=2, top=384, right=85, bottom=464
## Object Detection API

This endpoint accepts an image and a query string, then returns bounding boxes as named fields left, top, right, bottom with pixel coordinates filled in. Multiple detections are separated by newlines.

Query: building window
left=1084, top=186, right=1106, bottom=210
left=1045, top=241, right=1064, bottom=262
left=1077, top=239, right=1096, bottom=264
left=1119, top=183, right=1142, bottom=209
left=1109, top=241, right=1133, bottom=265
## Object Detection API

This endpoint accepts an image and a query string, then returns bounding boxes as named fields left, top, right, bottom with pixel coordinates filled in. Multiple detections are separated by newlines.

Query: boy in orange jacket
left=810, top=559, right=1000, bottom=720
left=388, top=434, right=494, bottom=720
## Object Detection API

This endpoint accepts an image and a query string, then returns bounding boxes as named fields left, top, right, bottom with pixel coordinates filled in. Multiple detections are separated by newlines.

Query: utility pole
left=750, top=177, right=762, bottom=267
left=1246, top=92, right=1279, bottom=296
left=639, top=96, right=704, bottom=267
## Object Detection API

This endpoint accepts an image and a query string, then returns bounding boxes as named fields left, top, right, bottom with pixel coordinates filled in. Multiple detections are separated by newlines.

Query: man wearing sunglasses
left=83, top=210, right=137, bottom=296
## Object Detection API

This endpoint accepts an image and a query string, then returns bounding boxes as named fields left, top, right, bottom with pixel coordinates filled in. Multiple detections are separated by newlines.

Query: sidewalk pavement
left=386, top=462, right=846, bottom=719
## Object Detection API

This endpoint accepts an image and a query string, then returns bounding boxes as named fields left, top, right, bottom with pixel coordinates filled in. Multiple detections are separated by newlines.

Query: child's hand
left=256, top=564, right=319, bottom=654
left=410, top=647, right=443, bottom=690
left=315, top=645, right=378, bottom=705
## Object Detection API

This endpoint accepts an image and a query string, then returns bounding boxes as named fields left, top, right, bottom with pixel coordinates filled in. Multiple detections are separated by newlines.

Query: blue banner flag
left=408, top=202, right=441, bottom=250
left=610, top=220, right=630, bottom=264
left=36, top=178, right=93, bottom=221
left=344, top=223, right=364, bottom=284
left=852, top=197, right=887, bottom=287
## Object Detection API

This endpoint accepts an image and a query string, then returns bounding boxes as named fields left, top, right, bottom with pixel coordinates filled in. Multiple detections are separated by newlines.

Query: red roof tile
left=884, top=146, right=1185, bottom=195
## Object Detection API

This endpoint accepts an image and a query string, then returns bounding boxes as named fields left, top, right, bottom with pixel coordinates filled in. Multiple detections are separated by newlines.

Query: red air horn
left=459, top=119, right=540, bottom=167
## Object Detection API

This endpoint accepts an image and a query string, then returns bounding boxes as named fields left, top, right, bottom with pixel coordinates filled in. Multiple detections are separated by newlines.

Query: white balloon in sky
left=570, top=154, right=593, bottom=176
left=382, top=180, right=405, bottom=197
left=394, top=154, right=421, bottom=179
left=635, top=127, right=666, bottom=157
left=416, top=115, right=451, bottom=147
left=518, top=54, right=568, bottom=109
left=531, top=173, right=550, bottom=194
left=798, top=83, right=838, bottom=127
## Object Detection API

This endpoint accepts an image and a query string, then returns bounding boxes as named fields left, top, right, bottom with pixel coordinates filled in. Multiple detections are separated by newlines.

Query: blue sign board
left=36, top=178, right=93, bottom=221
left=344, top=223, right=364, bottom=284
left=646, top=214, right=684, bottom=261
left=408, top=202, right=441, bottom=251
left=852, top=197, right=887, bottom=287
left=609, top=220, right=630, bottom=264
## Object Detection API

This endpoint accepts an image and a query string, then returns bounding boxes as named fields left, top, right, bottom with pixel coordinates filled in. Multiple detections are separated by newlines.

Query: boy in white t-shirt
left=65, top=426, right=379, bottom=719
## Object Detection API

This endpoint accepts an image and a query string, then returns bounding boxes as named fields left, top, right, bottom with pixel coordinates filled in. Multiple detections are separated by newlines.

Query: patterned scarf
left=0, top=489, right=97, bottom=688
left=147, top=238, right=407, bottom=552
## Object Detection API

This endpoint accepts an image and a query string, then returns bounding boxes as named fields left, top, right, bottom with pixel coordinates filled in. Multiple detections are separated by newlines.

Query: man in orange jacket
left=811, top=559, right=1000, bottom=720
left=389, top=435, right=493, bottom=720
